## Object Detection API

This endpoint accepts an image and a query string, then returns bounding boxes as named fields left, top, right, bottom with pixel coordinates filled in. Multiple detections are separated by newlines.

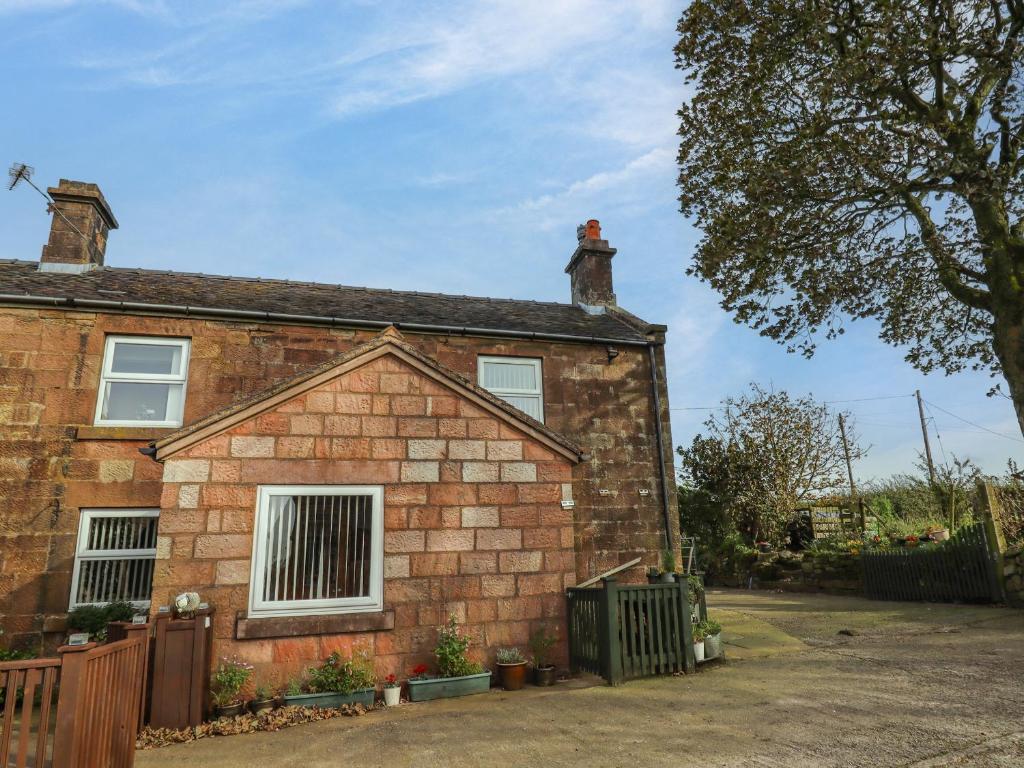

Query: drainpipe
left=648, top=343, right=674, bottom=550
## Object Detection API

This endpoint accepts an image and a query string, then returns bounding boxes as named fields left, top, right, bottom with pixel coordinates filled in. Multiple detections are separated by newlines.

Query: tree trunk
left=990, top=311, right=1024, bottom=438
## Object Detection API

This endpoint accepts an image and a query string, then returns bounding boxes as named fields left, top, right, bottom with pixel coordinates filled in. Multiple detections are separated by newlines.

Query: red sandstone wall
left=0, top=307, right=677, bottom=650
left=155, top=353, right=575, bottom=682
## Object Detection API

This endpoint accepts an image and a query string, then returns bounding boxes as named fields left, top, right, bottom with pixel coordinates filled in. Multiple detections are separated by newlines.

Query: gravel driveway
left=137, top=589, right=1024, bottom=767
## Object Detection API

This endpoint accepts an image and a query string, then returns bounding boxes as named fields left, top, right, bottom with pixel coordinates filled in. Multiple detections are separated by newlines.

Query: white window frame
left=248, top=485, right=385, bottom=619
left=93, top=335, right=191, bottom=427
left=69, top=508, right=160, bottom=610
left=477, top=355, right=545, bottom=422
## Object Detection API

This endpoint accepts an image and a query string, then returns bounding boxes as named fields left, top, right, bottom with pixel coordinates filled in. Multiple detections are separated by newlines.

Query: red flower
left=412, top=664, right=428, bottom=676
left=385, top=674, right=397, bottom=684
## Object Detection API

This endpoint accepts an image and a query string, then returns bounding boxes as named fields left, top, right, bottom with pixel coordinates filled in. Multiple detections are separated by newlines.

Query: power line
left=923, top=398, right=1024, bottom=445
left=670, top=392, right=915, bottom=412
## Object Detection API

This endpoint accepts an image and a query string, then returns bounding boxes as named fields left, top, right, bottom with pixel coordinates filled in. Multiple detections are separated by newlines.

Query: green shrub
left=528, top=626, right=558, bottom=669
left=211, top=657, right=254, bottom=707
left=66, top=601, right=141, bottom=642
left=435, top=615, right=483, bottom=678
left=496, top=647, right=525, bottom=664
left=306, top=652, right=375, bottom=694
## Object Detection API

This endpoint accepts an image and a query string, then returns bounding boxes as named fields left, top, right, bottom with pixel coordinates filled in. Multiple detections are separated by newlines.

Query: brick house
left=0, top=180, right=678, bottom=681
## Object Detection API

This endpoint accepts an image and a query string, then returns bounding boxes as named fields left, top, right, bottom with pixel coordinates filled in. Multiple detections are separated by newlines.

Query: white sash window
left=70, top=509, right=159, bottom=609
left=94, top=335, right=190, bottom=427
left=477, top=356, right=544, bottom=422
left=248, top=486, right=384, bottom=618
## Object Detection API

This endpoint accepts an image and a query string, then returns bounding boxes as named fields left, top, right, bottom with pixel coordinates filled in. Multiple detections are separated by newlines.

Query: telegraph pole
left=838, top=413, right=864, bottom=532
left=916, top=389, right=937, bottom=485
left=838, top=413, right=857, bottom=497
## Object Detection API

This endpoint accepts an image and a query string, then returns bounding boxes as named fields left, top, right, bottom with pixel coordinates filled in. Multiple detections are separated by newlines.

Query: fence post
left=680, top=579, right=696, bottom=673
left=598, top=578, right=621, bottom=686
left=51, top=643, right=95, bottom=768
left=978, top=480, right=1008, bottom=602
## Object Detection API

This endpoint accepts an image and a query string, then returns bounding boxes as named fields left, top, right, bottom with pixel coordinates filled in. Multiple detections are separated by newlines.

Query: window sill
left=76, top=425, right=177, bottom=441
left=235, top=610, right=395, bottom=640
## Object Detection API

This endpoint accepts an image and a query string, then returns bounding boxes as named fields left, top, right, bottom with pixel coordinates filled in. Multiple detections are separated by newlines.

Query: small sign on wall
left=560, top=500, right=575, bottom=509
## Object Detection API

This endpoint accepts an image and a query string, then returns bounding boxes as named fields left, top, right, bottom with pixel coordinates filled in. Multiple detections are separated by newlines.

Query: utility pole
left=916, top=389, right=937, bottom=485
left=838, top=413, right=864, bottom=532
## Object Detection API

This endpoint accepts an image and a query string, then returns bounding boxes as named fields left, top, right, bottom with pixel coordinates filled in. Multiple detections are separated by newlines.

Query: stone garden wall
left=1002, top=546, right=1024, bottom=607
left=714, top=550, right=863, bottom=595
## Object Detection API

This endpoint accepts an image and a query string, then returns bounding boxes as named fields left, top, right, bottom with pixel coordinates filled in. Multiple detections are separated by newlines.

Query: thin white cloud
left=516, top=147, right=675, bottom=213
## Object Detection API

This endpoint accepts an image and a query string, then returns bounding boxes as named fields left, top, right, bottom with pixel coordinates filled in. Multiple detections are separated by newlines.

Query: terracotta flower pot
left=534, top=666, right=556, bottom=687
left=497, top=662, right=528, bottom=691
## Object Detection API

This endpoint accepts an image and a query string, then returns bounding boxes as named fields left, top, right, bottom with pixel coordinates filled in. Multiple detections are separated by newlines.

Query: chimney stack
left=565, top=218, right=616, bottom=308
left=39, top=180, right=118, bottom=272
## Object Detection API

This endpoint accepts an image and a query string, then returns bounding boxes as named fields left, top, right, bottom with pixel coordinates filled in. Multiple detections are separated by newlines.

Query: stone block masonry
left=155, top=353, right=577, bottom=683
left=0, top=306, right=676, bottom=652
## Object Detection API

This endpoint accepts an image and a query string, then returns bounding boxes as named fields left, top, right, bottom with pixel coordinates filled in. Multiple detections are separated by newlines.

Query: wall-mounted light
left=606, top=346, right=619, bottom=362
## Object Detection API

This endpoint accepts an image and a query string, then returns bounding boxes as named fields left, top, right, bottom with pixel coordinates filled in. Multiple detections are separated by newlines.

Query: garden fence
left=861, top=522, right=1001, bottom=603
left=0, top=634, right=147, bottom=768
left=566, top=577, right=695, bottom=685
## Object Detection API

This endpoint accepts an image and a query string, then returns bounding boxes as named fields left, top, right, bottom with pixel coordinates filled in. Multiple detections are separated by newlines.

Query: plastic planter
left=407, top=672, right=491, bottom=702
left=283, top=688, right=375, bottom=709
left=704, top=633, right=722, bottom=659
left=693, top=641, right=705, bottom=663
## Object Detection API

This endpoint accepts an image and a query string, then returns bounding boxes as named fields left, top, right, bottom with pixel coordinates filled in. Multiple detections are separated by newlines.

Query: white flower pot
left=384, top=686, right=401, bottom=707
left=694, top=641, right=705, bottom=662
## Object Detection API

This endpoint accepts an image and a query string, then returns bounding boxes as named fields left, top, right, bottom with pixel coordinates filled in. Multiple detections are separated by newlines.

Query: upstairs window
left=478, top=356, right=544, bottom=422
left=94, top=336, right=190, bottom=427
left=70, top=509, right=159, bottom=609
left=248, top=486, right=384, bottom=618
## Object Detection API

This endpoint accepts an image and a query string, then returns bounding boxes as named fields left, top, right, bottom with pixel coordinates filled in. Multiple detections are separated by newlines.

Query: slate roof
left=0, top=260, right=652, bottom=343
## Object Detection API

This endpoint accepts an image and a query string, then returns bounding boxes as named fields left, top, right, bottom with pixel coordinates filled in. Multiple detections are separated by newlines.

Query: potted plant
left=702, top=618, right=723, bottom=659
left=692, top=624, right=706, bottom=663
left=283, top=651, right=376, bottom=709
left=687, top=574, right=705, bottom=622
left=249, top=683, right=275, bottom=714
left=211, top=657, right=253, bottom=719
left=495, top=648, right=528, bottom=690
left=659, top=549, right=678, bottom=582
left=756, top=541, right=771, bottom=553
left=529, top=626, right=558, bottom=686
left=407, top=616, right=491, bottom=702
left=383, top=674, right=401, bottom=707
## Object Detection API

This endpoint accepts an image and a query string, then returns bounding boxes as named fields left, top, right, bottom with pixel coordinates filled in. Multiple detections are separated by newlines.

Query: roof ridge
left=82, top=263, right=583, bottom=309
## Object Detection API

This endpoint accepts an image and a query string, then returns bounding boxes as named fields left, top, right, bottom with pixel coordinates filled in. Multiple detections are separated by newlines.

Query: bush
left=435, top=615, right=482, bottom=678
left=67, top=600, right=141, bottom=641
left=528, top=627, right=558, bottom=669
left=305, top=652, right=375, bottom=695
left=495, top=647, right=525, bottom=665
left=211, top=657, right=254, bottom=707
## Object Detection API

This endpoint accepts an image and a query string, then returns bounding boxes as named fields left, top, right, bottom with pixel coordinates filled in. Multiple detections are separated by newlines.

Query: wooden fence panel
left=0, top=658, right=59, bottom=768
left=567, top=578, right=695, bottom=685
left=863, top=523, right=999, bottom=604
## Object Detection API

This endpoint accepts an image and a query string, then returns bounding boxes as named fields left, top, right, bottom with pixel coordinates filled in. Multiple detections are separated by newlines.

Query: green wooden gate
left=566, top=578, right=695, bottom=685
left=861, top=523, right=1002, bottom=603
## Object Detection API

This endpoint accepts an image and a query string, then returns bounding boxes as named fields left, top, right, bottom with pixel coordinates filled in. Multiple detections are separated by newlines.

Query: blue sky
left=1, top=0, right=1021, bottom=481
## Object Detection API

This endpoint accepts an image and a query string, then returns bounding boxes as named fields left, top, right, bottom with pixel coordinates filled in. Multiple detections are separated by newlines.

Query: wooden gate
left=567, top=577, right=695, bottom=685
left=861, top=522, right=1002, bottom=603
left=1, top=635, right=147, bottom=768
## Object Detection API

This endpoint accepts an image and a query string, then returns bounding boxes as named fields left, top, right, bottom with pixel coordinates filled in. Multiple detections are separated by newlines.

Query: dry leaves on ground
left=137, top=704, right=369, bottom=749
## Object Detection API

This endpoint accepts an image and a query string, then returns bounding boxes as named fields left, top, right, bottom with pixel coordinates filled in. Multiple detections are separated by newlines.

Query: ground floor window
left=70, top=509, right=159, bottom=609
left=248, top=485, right=384, bottom=618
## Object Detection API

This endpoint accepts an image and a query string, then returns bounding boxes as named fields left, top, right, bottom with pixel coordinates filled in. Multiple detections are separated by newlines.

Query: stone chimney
left=39, top=180, right=118, bottom=272
left=565, top=218, right=616, bottom=308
